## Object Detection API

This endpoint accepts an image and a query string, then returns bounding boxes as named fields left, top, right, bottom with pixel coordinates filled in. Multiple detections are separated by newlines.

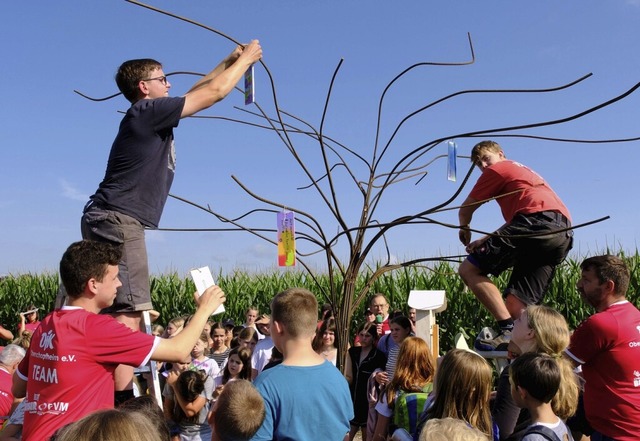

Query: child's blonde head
left=212, top=380, right=265, bottom=441
left=524, top=305, right=579, bottom=419
left=53, top=408, right=165, bottom=441
left=419, top=417, right=489, bottom=441
left=429, top=349, right=494, bottom=439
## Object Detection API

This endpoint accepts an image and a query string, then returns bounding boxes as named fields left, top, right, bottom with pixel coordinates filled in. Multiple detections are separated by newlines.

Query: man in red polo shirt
left=565, top=255, right=640, bottom=441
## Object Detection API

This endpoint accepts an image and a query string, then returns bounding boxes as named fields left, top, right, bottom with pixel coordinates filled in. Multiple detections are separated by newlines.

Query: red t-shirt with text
left=566, top=301, right=640, bottom=440
left=17, top=307, right=157, bottom=441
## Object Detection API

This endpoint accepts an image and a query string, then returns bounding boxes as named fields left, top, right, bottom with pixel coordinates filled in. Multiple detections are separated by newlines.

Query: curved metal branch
left=166, top=193, right=340, bottom=275
left=411, top=214, right=610, bottom=240
left=194, top=112, right=364, bottom=194
left=367, top=153, right=448, bottom=188
left=279, top=109, right=370, bottom=167
left=360, top=163, right=476, bottom=260
left=406, top=78, right=640, bottom=170
left=74, top=71, right=205, bottom=101
left=464, top=133, right=640, bottom=144
left=317, top=58, right=354, bottom=249
left=228, top=107, right=366, bottom=193
left=372, top=32, right=476, bottom=164
left=236, top=107, right=370, bottom=169
left=368, top=75, right=593, bottom=225
left=296, top=163, right=349, bottom=190
left=168, top=193, right=321, bottom=244
left=377, top=73, right=592, bottom=181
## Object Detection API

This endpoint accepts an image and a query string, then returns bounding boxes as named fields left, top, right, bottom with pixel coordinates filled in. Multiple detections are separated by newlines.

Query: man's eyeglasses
left=142, top=75, right=168, bottom=85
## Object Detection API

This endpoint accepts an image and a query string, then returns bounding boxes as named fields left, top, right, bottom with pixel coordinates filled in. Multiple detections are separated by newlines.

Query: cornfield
left=2, top=253, right=639, bottom=352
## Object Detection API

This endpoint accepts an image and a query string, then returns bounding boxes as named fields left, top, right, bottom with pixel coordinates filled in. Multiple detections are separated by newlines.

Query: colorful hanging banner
left=277, top=211, right=296, bottom=267
left=244, top=65, right=255, bottom=105
left=447, top=140, right=457, bottom=182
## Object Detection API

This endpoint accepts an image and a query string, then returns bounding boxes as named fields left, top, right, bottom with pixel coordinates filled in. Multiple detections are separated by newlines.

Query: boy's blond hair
left=213, top=379, right=265, bottom=441
left=470, top=140, right=503, bottom=164
left=271, top=288, right=318, bottom=338
left=419, top=417, right=489, bottom=441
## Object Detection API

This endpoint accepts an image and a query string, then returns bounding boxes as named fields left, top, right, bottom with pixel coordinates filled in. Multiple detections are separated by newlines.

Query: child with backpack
left=415, top=349, right=496, bottom=441
left=510, top=352, right=574, bottom=441
left=371, top=336, right=436, bottom=441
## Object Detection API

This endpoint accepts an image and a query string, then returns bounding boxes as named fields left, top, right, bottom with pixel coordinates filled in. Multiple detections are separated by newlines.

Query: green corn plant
left=2, top=253, right=639, bottom=352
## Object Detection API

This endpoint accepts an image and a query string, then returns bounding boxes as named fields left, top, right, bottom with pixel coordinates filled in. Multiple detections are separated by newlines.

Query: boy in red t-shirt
left=457, top=141, right=572, bottom=350
left=12, top=240, right=226, bottom=441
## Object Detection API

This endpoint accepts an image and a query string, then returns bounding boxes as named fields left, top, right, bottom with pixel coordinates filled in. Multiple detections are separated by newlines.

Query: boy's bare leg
left=458, top=260, right=511, bottom=321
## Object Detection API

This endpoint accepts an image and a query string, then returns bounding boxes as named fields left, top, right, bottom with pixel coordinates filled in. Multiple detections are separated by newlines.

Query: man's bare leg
left=504, top=294, right=527, bottom=320
left=112, top=312, right=143, bottom=401
left=459, top=260, right=511, bottom=321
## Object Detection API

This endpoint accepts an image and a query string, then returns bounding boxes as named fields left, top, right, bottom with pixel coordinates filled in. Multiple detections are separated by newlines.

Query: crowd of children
left=1, top=245, right=639, bottom=441
left=0, top=300, right=597, bottom=441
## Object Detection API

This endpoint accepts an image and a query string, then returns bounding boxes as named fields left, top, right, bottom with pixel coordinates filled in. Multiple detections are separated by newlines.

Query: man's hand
left=238, top=40, right=263, bottom=65
left=465, top=237, right=489, bottom=254
left=194, top=285, right=226, bottom=316
left=225, top=45, right=244, bottom=64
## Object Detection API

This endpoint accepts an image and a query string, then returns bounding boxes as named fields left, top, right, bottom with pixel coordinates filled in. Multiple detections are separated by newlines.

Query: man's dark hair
left=59, top=240, right=121, bottom=298
left=580, top=254, right=630, bottom=296
left=115, top=58, right=162, bottom=103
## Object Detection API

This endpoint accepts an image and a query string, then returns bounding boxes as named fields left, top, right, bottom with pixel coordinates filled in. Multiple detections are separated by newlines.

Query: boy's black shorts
left=467, top=211, right=573, bottom=306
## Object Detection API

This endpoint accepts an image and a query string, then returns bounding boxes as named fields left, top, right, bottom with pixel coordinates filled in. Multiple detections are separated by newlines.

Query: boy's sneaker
left=474, top=327, right=511, bottom=352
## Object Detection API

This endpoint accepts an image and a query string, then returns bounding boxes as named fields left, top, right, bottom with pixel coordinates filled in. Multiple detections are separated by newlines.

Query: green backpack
left=391, top=383, right=433, bottom=439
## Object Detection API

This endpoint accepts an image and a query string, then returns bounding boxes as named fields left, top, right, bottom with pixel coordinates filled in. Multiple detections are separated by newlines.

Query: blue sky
left=3, top=1, right=640, bottom=277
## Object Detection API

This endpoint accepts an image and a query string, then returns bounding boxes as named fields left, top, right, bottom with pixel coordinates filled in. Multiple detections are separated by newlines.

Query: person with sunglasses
left=65, top=40, right=262, bottom=406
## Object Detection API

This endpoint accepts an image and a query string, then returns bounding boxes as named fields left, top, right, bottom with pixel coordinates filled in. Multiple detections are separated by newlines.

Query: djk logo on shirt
left=39, top=331, right=55, bottom=350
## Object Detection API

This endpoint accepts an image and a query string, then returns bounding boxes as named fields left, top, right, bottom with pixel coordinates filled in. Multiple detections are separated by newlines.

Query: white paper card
left=190, top=266, right=225, bottom=315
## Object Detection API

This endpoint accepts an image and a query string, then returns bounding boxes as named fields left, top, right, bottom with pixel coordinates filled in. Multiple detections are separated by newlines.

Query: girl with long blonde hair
left=418, top=349, right=495, bottom=440
left=493, top=305, right=579, bottom=439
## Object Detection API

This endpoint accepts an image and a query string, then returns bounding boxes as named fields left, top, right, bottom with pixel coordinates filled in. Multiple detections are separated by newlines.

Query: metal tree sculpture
left=78, top=1, right=640, bottom=368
